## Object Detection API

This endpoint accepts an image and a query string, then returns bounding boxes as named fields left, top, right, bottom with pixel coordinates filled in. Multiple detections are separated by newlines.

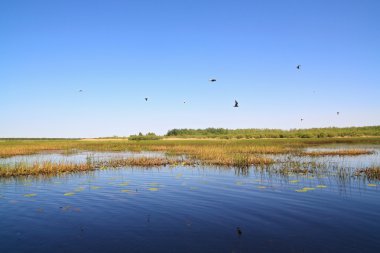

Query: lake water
left=1, top=147, right=380, bottom=253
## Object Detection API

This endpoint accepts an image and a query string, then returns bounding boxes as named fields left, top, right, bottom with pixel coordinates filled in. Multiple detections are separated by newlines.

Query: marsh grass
left=300, top=149, right=374, bottom=157
left=0, top=157, right=196, bottom=178
left=1, top=138, right=379, bottom=158
left=0, top=138, right=379, bottom=178
left=355, top=166, right=380, bottom=180
left=0, top=161, right=93, bottom=177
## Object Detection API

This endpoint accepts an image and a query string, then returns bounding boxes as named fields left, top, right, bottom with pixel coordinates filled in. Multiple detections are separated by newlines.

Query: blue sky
left=1, top=0, right=379, bottom=137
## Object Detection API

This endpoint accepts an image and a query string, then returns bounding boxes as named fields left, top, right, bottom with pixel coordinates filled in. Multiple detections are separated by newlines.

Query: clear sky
left=1, top=0, right=379, bottom=138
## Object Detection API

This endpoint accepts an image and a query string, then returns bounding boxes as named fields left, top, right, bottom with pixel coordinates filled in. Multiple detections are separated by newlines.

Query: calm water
left=1, top=148, right=380, bottom=253
left=0, top=151, right=165, bottom=165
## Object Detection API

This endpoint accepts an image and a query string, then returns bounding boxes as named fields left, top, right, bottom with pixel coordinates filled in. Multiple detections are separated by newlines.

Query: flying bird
left=337, top=112, right=340, bottom=115
left=234, top=100, right=239, bottom=108
left=297, top=65, right=301, bottom=70
left=78, top=90, right=83, bottom=92
left=301, top=118, right=304, bottom=122
left=145, top=97, right=148, bottom=101
left=209, top=79, right=217, bottom=82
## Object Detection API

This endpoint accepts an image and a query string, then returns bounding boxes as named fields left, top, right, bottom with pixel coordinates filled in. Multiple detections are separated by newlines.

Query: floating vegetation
left=64, top=192, right=75, bottom=196
left=367, top=184, right=377, bottom=187
left=257, top=186, right=267, bottom=189
left=121, top=189, right=131, bottom=193
left=24, top=193, right=37, bottom=197
left=148, top=187, right=159, bottom=192
left=289, top=180, right=299, bottom=184
left=295, top=187, right=316, bottom=193
left=119, top=182, right=129, bottom=186
left=316, top=185, right=327, bottom=188
left=90, top=186, right=101, bottom=190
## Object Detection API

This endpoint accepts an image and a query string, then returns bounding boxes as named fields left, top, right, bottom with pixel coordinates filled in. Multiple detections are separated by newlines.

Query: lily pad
left=24, top=193, right=37, bottom=197
left=316, top=185, right=327, bottom=188
left=295, top=187, right=315, bottom=193
left=148, top=187, right=159, bottom=192
left=90, top=186, right=101, bottom=190
left=368, top=184, right=377, bottom=187
left=64, top=192, right=75, bottom=196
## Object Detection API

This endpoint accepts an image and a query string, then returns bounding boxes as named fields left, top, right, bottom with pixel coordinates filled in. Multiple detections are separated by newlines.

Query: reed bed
left=0, top=161, right=93, bottom=177
left=300, top=149, right=374, bottom=157
left=0, top=154, right=274, bottom=178
left=355, top=166, right=380, bottom=180
left=1, top=138, right=379, bottom=158
left=0, top=157, right=195, bottom=178
left=0, top=138, right=379, bottom=178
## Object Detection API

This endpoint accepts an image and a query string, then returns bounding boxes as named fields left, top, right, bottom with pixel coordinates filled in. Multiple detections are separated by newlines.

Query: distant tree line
left=166, top=126, right=380, bottom=139
left=128, top=132, right=162, bottom=140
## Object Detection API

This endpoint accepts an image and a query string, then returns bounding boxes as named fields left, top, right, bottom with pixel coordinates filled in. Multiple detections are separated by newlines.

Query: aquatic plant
left=355, top=166, right=380, bottom=180
left=300, top=149, right=374, bottom=157
left=0, top=138, right=379, bottom=178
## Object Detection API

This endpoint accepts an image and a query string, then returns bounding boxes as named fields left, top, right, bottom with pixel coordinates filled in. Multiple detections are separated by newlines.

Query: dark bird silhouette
left=297, top=65, right=301, bottom=70
left=301, top=118, right=304, bottom=122
left=78, top=90, right=83, bottom=92
left=145, top=98, right=148, bottom=101
left=236, top=227, right=242, bottom=236
left=209, top=79, right=217, bottom=82
left=234, top=100, right=239, bottom=108
left=337, top=112, right=340, bottom=115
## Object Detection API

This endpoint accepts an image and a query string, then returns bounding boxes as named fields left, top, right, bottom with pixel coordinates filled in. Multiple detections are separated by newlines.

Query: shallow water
left=0, top=151, right=166, bottom=165
left=1, top=148, right=380, bottom=253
